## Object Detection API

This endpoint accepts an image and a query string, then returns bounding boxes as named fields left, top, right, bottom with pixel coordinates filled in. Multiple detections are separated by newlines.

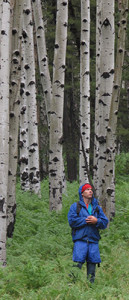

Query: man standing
left=68, top=183, right=108, bottom=283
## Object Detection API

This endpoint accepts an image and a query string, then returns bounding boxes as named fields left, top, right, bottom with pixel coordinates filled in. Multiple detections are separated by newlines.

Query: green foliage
left=115, top=152, right=129, bottom=181
left=0, top=177, right=129, bottom=299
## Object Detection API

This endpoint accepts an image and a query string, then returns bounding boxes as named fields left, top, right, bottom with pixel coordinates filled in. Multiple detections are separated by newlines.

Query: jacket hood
left=78, top=185, right=98, bottom=207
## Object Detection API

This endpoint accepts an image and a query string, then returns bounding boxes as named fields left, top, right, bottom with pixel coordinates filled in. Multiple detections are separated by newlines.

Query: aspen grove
left=0, top=0, right=128, bottom=264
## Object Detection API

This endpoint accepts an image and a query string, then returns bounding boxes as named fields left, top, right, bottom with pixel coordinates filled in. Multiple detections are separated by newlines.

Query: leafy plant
left=0, top=176, right=129, bottom=299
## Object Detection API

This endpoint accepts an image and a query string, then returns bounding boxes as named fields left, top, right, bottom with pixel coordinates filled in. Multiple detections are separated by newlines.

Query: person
left=68, top=183, right=108, bottom=283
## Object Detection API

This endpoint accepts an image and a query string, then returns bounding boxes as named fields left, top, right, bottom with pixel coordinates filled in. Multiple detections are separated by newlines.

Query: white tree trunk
left=101, top=0, right=128, bottom=220
left=7, top=0, right=23, bottom=238
left=79, top=0, right=90, bottom=185
left=0, top=0, right=11, bottom=265
left=0, top=1, right=2, bottom=57
left=32, top=0, right=52, bottom=125
left=94, top=0, right=115, bottom=200
left=49, top=0, right=68, bottom=211
left=21, top=0, right=40, bottom=195
left=19, top=40, right=30, bottom=192
left=93, top=0, right=101, bottom=194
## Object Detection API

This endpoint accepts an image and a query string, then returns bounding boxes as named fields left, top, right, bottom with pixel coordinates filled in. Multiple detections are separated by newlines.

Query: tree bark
left=49, top=0, right=68, bottom=210
left=101, top=0, right=128, bottom=220
left=93, top=0, right=101, bottom=193
left=32, top=0, right=52, bottom=125
left=94, top=0, right=115, bottom=200
left=19, top=41, right=30, bottom=192
left=0, top=0, right=11, bottom=265
left=79, top=0, right=90, bottom=185
left=7, top=0, right=23, bottom=238
left=19, top=0, right=40, bottom=195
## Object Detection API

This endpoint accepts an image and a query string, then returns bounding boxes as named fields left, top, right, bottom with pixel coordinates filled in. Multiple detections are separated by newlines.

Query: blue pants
left=73, top=240, right=101, bottom=263
left=72, top=240, right=101, bottom=283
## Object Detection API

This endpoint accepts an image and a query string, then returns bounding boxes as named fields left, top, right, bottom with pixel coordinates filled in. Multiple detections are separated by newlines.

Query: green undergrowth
left=0, top=178, right=129, bottom=300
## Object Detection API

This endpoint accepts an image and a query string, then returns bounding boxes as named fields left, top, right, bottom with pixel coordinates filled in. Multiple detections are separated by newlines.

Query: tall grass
left=0, top=165, right=129, bottom=299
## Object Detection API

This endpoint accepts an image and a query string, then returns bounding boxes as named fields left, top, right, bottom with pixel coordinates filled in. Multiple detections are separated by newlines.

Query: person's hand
left=86, top=216, right=97, bottom=224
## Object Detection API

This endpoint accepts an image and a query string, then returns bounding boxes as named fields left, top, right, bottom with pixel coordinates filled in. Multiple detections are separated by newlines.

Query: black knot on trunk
left=107, top=188, right=114, bottom=196
left=96, top=135, right=106, bottom=144
left=19, top=157, right=28, bottom=165
left=20, top=106, right=26, bottom=115
left=21, top=130, right=26, bottom=136
left=12, top=29, right=17, bottom=35
left=12, top=58, right=19, bottom=64
left=81, top=41, right=86, bottom=46
left=10, top=111, right=15, bottom=118
left=83, top=19, right=87, bottom=23
left=0, top=198, right=5, bottom=212
left=102, top=18, right=111, bottom=27
left=28, top=81, right=35, bottom=86
left=53, top=157, right=59, bottom=162
left=21, top=171, right=28, bottom=181
left=22, top=30, right=28, bottom=39
left=64, top=22, right=68, bottom=27
left=110, top=69, right=114, bottom=74
left=24, top=64, right=30, bottom=70
left=20, top=88, right=24, bottom=96
left=11, top=81, right=17, bottom=86
left=121, top=19, right=126, bottom=24
left=21, top=82, right=25, bottom=88
left=62, top=1, right=67, bottom=6
left=24, top=9, right=30, bottom=15
left=55, top=44, right=59, bottom=49
left=42, top=57, right=47, bottom=62
left=101, top=72, right=110, bottom=79
left=14, top=50, right=20, bottom=56
left=114, top=84, right=119, bottom=89
left=38, top=25, right=43, bottom=30
left=29, top=148, right=36, bottom=153
left=1, top=30, right=6, bottom=35
left=119, top=48, right=123, bottom=53
left=26, top=91, right=30, bottom=96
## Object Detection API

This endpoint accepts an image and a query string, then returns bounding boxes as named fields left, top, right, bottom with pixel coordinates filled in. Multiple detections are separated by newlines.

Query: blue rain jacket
left=68, top=185, right=108, bottom=244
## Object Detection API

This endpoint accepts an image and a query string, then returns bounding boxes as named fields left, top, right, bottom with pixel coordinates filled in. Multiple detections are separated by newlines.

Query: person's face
left=82, top=188, right=93, bottom=199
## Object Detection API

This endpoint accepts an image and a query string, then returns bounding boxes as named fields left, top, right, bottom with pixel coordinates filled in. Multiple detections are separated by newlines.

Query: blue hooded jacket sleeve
left=95, top=206, right=108, bottom=229
left=68, top=202, right=87, bottom=229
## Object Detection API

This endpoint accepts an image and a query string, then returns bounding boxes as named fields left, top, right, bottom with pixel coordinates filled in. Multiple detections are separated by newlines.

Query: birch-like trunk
left=21, top=0, right=40, bottom=195
left=0, top=2, right=2, bottom=57
left=32, top=0, right=52, bottom=125
left=93, top=0, right=101, bottom=194
left=79, top=0, right=90, bottom=185
left=7, top=0, right=23, bottom=238
left=101, top=0, right=128, bottom=220
left=0, top=0, right=11, bottom=265
left=19, top=40, right=30, bottom=192
left=94, top=0, right=115, bottom=200
left=49, top=0, right=68, bottom=210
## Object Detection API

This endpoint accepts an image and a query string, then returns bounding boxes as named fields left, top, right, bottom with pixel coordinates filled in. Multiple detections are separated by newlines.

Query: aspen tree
left=93, top=0, right=101, bottom=194
left=19, top=41, right=30, bottom=192
left=79, top=0, right=90, bottom=184
left=94, top=0, right=115, bottom=200
left=32, top=0, right=52, bottom=125
left=0, top=2, right=2, bottom=56
left=7, top=0, right=23, bottom=237
left=49, top=0, right=68, bottom=210
left=20, top=0, right=40, bottom=195
left=101, top=0, right=128, bottom=220
left=0, top=0, right=11, bottom=265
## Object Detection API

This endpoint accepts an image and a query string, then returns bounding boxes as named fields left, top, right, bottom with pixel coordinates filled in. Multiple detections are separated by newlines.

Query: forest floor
left=0, top=176, right=129, bottom=300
